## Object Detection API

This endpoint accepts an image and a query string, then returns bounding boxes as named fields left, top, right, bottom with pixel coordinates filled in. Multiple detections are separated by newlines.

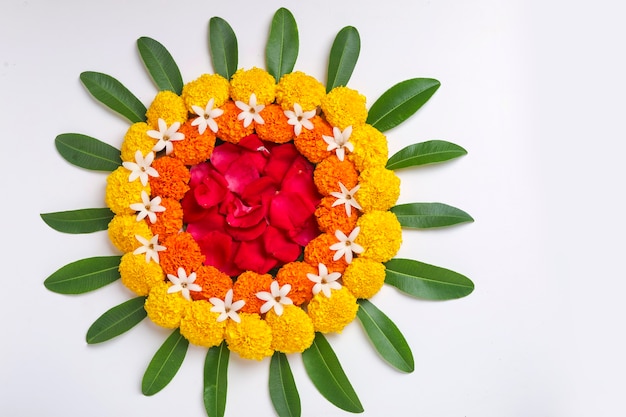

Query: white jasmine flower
left=322, top=125, right=354, bottom=161
left=133, top=234, right=166, bottom=264
left=329, top=227, right=364, bottom=264
left=284, top=103, right=315, bottom=136
left=210, top=289, right=246, bottom=323
left=167, top=267, right=202, bottom=301
left=307, top=263, right=342, bottom=298
left=147, top=118, right=185, bottom=155
left=330, top=182, right=362, bottom=217
left=122, top=150, right=159, bottom=186
left=256, top=281, right=293, bottom=316
left=191, top=98, right=223, bottom=134
left=235, top=93, right=265, bottom=128
left=129, top=191, right=166, bottom=223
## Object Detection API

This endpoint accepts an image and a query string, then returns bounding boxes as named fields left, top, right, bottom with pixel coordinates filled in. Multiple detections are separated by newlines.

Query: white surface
left=2, top=0, right=625, bottom=416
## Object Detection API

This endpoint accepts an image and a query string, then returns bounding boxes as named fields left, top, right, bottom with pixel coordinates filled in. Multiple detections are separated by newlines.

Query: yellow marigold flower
left=307, top=287, right=358, bottom=333
left=275, top=262, right=317, bottom=306
left=355, top=211, right=402, bottom=262
left=215, top=100, right=255, bottom=144
left=146, top=90, right=188, bottom=129
left=313, top=155, right=359, bottom=196
left=145, top=281, right=190, bottom=329
left=233, top=271, right=273, bottom=314
left=348, top=124, right=388, bottom=171
left=121, top=122, right=154, bottom=162
left=181, top=73, right=231, bottom=111
left=229, top=67, right=276, bottom=105
left=105, top=166, right=150, bottom=215
left=321, top=87, right=368, bottom=129
left=276, top=71, right=326, bottom=111
left=180, top=300, right=226, bottom=347
left=342, top=257, right=385, bottom=299
left=225, top=313, right=273, bottom=360
left=265, top=306, right=314, bottom=353
left=108, top=214, right=153, bottom=253
left=255, top=104, right=294, bottom=143
left=357, top=167, right=401, bottom=212
left=293, top=116, right=333, bottom=163
left=119, top=252, right=165, bottom=296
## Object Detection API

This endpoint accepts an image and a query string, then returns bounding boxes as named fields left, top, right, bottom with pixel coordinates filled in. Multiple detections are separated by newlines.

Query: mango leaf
left=391, top=203, right=473, bottom=229
left=204, top=341, right=230, bottom=417
left=385, top=258, right=474, bottom=300
left=142, top=328, right=189, bottom=396
left=86, top=296, right=147, bottom=344
left=302, top=333, right=363, bottom=413
left=40, top=208, right=114, bottom=234
left=80, top=71, right=147, bottom=123
left=266, top=8, right=299, bottom=83
left=55, top=133, right=121, bottom=171
left=356, top=299, right=414, bottom=373
left=44, top=256, right=121, bottom=294
left=137, top=36, right=184, bottom=94
left=269, top=351, right=301, bottom=417
left=367, top=78, right=440, bottom=132
left=386, top=140, right=467, bottom=170
left=326, top=26, right=360, bottom=92
left=209, top=17, right=238, bottom=80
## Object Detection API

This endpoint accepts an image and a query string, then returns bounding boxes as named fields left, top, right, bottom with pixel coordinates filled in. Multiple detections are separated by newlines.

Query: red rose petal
left=234, top=239, right=277, bottom=274
left=264, top=226, right=302, bottom=263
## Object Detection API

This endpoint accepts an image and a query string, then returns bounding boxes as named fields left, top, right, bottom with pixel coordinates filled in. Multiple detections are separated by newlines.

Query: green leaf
left=356, top=299, right=414, bottom=373
left=326, top=26, right=360, bottom=92
left=55, top=133, right=121, bottom=171
left=80, top=71, right=147, bottom=123
left=86, top=296, right=147, bottom=344
left=40, top=208, right=114, bottom=234
left=391, top=203, right=473, bottom=229
left=367, top=78, right=440, bottom=132
left=385, top=258, right=474, bottom=300
left=204, top=341, right=230, bottom=417
left=386, top=140, right=467, bottom=170
left=137, top=36, right=184, bottom=94
left=269, top=352, right=301, bottom=417
left=266, top=8, right=299, bottom=83
left=302, top=333, right=363, bottom=413
left=44, top=256, right=122, bottom=294
left=209, top=17, right=238, bottom=80
left=142, top=328, right=189, bottom=396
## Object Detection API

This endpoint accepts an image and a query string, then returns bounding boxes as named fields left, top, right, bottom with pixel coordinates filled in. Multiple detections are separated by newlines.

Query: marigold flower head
left=148, top=197, right=183, bottom=240
left=321, top=86, right=368, bottom=129
left=229, top=67, right=276, bottom=105
left=146, top=90, right=188, bottom=129
left=170, top=119, right=216, bottom=165
left=108, top=214, right=153, bottom=253
left=265, top=305, right=314, bottom=353
left=105, top=166, right=150, bottom=215
left=181, top=73, right=231, bottom=111
left=225, top=312, right=273, bottom=360
left=355, top=211, right=402, bottom=262
left=313, top=155, right=359, bottom=196
left=191, top=265, right=233, bottom=301
left=255, top=104, right=294, bottom=143
left=215, top=100, right=255, bottom=144
left=144, top=281, right=190, bottom=329
left=119, top=252, right=165, bottom=296
left=293, top=116, right=333, bottom=164
left=348, top=124, right=389, bottom=171
left=341, top=257, right=386, bottom=299
left=180, top=300, right=226, bottom=347
left=159, top=232, right=205, bottom=276
left=307, top=287, right=358, bottom=333
left=315, top=195, right=359, bottom=234
left=357, top=167, right=401, bottom=212
left=149, top=156, right=190, bottom=200
left=276, top=71, right=326, bottom=111
left=233, top=271, right=273, bottom=314
left=275, top=262, right=317, bottom=305
left=121, top=122, right=154, bottom=162
left=304, top=233, right=348, bottom=274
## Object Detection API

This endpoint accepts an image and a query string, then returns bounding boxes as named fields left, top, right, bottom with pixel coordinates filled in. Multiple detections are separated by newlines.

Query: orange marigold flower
left=159, top=232, right=205, bottom=276
left=215, top=100, right=255, bottom=144
left=275, top=262, right=317, bottom=306
left=229, top=67, right=276, bottom=105
left=348, top=124, right=388, bottom=171
left=191, top=265, right=233, bottom=302
left=232, top=271, right=273, bottom=314
left=108, top=214, right=153, bottom=253
left=357, top=167, right=401, bottom=212
left=315, top=195, right=359, bottom=234
left=181, top=73, right=231, bottom=111
left=342, top=257, right=386, bottom=299
left=121, top=122, right=154, bottom=162
left=313, top=155, right=359, bottom=196
left=146, top=90, right=188, bottom=129
left=266, top=306, right=315, bottom=353
left=293, top=116, right=333, bottom=163
left=149, top=197, right=183, bottom=239
left=149, top=156, right=190, bottom=200
left=225, top=312, right=273, bottom=360
left=276, top=71, right=326, bottom=111
left=307, top=287, right=358, bottom=333
left=119, top=252, right=165, bottom=296
left=180, top=300, right=226, bottom=347
left=255, top=104, right=294, bottom=143
left=321, top=86, right=368, bottom=129
left=171, top=119, right=216, bottom=165
left=144, top=281, right=190, bottom=329
left=355, top=211, right=402, bottom=262
left=304, top=233, right=348, bottom=273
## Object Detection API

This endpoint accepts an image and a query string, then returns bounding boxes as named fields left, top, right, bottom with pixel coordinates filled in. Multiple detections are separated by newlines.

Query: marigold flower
left=293, top=115, right=333, bottom=163
left=215, top=100, right=255, bottom=144
left=119, top=252, right=165, bottom=296
left=233, top=271, right=273, bottom=314
left=321, top=86, right=368, bottom=129
left=181, top=73, right=231, bottom=111
left=170, top=119, right=216, bottom=165
left=315, top=196, right=359, bottom=234
left=348, top=124, right=388, bottom=171
left=191, top=265, right=233, bottom=302
left=342, top=257, right=386, bottom=299
left=355, top=211, right=402, bottom=262
left=313, top=155, right=359, bottom=196
left=357, top=167, right=401, bottom=212
left=265, top=306, right=314, bottom=353
left=144, top=281, right=190, bottom=328
left=121, top=122, right=154, bottom=162
left=149, top=197, right=183, bottom=239
left=255, top=104, right=294, bottom=143
left=105, top=167, right=150, bottom=215
left=304, top=233, right=348, bottom=273
left=229, top=67, right=276, bottom=105
left=275, top=262, right=317, bottom=305
left=225, top=312, right=273, bottom=360
left=307, top=287, right=358, bottom=333
left=276, top=71, right=326, bottom=111
left=108, top=214, right=153, bottom=253
left=149, top=156, right=190, bottom=200
left=146, top=90, right=188, bottom=129
left=159, top=232, right=205, bottom=276
left=180, top=300, right=226, bottom=347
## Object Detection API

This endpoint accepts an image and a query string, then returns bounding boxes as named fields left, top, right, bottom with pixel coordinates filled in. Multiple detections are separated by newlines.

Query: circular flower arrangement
left=42, top=8, right=474, bottom=417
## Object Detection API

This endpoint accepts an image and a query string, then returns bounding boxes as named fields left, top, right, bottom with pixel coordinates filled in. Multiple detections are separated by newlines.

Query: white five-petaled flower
left=329, top=227, right=364, bottom=264
left=307, top=263, right=342, bottom=298
left=122, top=150, right=159, bottom=186
left=147, top=118, right=185, bottom=155
left=256, top=281, right=293, bottom=316
left=330, top=182, right=362, bottom=217
left=322, top=125, right=354, bottom=161
left=133, top=234, right=166, bottom=263
left=167, top=267, right=202, bottom=301
left=235, top=93, right=265, bottom=128
left=210, top=289, right=246, bottom=323
left=191, top=98, right=223, bottom=134
left=129, top=191, right=166, bottom=223
left=284, top=103, right=316, bottom=136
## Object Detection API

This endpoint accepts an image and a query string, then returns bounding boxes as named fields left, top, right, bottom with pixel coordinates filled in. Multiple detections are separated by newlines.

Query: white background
left=2, top=0, right=625, bottom=416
